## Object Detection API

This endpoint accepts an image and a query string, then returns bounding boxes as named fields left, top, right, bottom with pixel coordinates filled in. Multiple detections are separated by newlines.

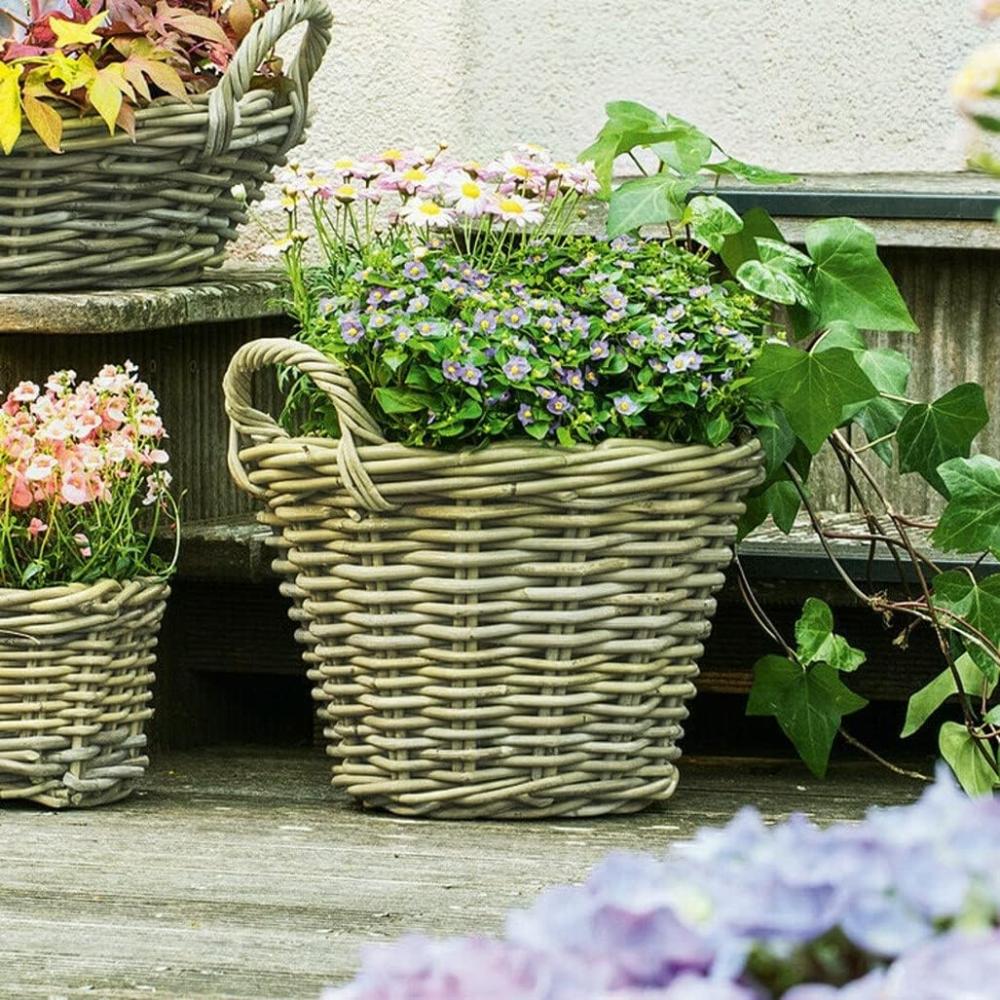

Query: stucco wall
left=295, top=0, right=983, bottom=173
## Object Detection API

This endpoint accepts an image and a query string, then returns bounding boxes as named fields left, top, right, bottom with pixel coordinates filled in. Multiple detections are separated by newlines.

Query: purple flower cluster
left=324, top=769, right=1000, bottom=999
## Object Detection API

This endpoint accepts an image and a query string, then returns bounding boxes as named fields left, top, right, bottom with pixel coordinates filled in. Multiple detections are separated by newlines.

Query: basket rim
left=0, top=575, right=172, bottom=602
left=261, top=429, right=763, bottom=465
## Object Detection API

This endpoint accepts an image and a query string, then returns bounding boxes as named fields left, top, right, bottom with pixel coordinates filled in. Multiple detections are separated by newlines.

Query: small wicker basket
left=0, top=578, right=169, bottom=809
left=225, top=339, right=762, bottom=818
left=0, top=0, right=332, bottom=292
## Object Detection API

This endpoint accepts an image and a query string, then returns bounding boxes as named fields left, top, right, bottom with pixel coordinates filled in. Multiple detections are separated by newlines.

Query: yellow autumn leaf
left=48, top=51, right=97, bottom=94
left=23, top=95, right=63, bottom=153
left=51, top=11, right=109, bottom=49
left=89, top=68, right=123, bottom=135
left=0, top=63, right=22, bottom=155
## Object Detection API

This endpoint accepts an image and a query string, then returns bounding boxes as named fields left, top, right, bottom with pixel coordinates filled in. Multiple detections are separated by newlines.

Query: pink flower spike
left=28, top=517, right=48, bottom=539
left=73, top=533, right=92, bottom=558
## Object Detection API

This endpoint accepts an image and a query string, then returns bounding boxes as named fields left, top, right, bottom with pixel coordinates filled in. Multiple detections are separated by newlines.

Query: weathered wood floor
left=2, top=747, right=924, bottom=1000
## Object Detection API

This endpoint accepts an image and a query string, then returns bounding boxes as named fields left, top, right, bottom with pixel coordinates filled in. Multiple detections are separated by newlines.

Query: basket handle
left=205, top=0, right=334, bottom=158
left=223, top=337, right=394, bottom=510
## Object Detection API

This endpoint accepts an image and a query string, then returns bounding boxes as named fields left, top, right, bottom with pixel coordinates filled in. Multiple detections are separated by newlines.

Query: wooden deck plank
left=1, top=747, right=925, bottom=1000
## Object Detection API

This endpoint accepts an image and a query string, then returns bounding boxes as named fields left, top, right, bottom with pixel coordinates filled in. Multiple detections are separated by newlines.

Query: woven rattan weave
left=225, top=338, right=763, bottom=818
left=0, top=0, right=332, bottom=292
left=0, top=578, right=168, bottom=808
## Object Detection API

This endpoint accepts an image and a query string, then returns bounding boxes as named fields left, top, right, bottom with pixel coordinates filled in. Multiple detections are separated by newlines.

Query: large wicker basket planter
left=0, top=578, right=169, bottom=809
left=225, top=339, right=763, bottom=818
left=0, top=0, right=331, bottom=292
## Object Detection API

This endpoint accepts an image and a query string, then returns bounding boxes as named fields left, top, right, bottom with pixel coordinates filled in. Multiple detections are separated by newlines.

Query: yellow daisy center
left=499, top=198, right=524, bottom=215
left=461, top=181, right=482, bottom=199
left=509, top=164, right=530, bottom=179
left=418, top=201, right=443, bottom=217
left=334, top=158, right=354, bottom=169
left=403, top=168, right=428, bottom=182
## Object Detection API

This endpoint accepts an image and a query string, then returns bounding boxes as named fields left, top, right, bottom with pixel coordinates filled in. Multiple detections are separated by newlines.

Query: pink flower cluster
left=1, top=363, right=171, bottom=535
left=272, top=144, right=599, bottom=231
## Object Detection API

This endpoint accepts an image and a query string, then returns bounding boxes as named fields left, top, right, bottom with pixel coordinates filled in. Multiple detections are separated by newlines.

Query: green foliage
left=747, top=344, right=877, bottom=453
left=902, top=654, right=989, bottom=739
left=747, top=602, right=867, bottom=777
left=289, top=235, right=768, bottom=450
left=607, top=176, right=690, bottom=237
left=896, top=385, right=989, bottom=495
left=933, top=456, right=1000, bottom=557
left=931, top=572, right=1000, bottom=681
left=803, top=219, right=919, bottom=333
left=939, top=721, right=998, bottom=796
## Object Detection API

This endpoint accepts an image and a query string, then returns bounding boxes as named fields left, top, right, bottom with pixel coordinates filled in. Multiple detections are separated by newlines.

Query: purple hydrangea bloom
left=392, top=324, right=414, bottom=343
left=402, top=259, right=427, bottom=280
left=733, top=333, right=755, bottom=354
left=339, top=313, right=364, bottom=344
left=366, top=287, right=387, bottom=307
left=546, top=394, right=572, bottom=416
left=539, top=315, right=558, bottom=333
left=590, top=340, right=610, bottom=360
left=407, top=293, right=430, bottom=313
left=604, top=308, right=626, bottom=323
left=571, top=314, right=591, bottom=335
left=536, top=386, right=557, bottom=401
left=517, top=404, right=534, bottom=427
left=442, top=359, right=462, bottom=381
left=562, top=369, right=585, bottom=390
left=503, top=356, right=532, bottom=382
left=721, top=368, right=735, bottom=382
left=666, top=303, right=687, bottom=322
left=317, top=296, right=336, bottom=316
left=368, top=310, right=391, bottom=330
left=689, top=284, right=712, bottom=298
left=625, top=331, right=646, bottom=349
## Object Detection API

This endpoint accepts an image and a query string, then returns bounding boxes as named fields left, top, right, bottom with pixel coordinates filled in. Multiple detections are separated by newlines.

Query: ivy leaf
left=720, top=207, right=784, bottom=277
left=902, top=654, right=988, bottom=738
left=604, top=100, right=662, bottom=128
left=934, top=455, right=1000, bottom=557
left=607, top=175, right=692, bottom=236
left=650, top=115, right=712, bottom=176
left=794, top=598, right=866, bottom=672
left=939, top=721, right=997, bottom=796
left=804, top=218, right=918, bottom=333
left=853, top=349, right=912, bottom=464
left=896, top=384, right=988, bottom=495
left=736, top=239, right=814, bottom=308
left=747, top=656, right=867, bottom=777
left=738, top=479, right=801, bottom=539
left=747, top=401, right=796, bottom=481
left=748, top=344, right=877, bottom=453
left=704, top=158, right=800, bottom=185
left=0, top=62, right=22, bottom=155
left=686, top=194, right=743, bottom=252
left=932, top=571, right=1000, bottom=682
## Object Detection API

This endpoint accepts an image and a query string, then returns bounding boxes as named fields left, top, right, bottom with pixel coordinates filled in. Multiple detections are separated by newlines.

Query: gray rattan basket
left=0, top=0, right=332, bottom=292
left=0, top=578, right=169, bottom=809
left=225, top=339, right=763, bottom=819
